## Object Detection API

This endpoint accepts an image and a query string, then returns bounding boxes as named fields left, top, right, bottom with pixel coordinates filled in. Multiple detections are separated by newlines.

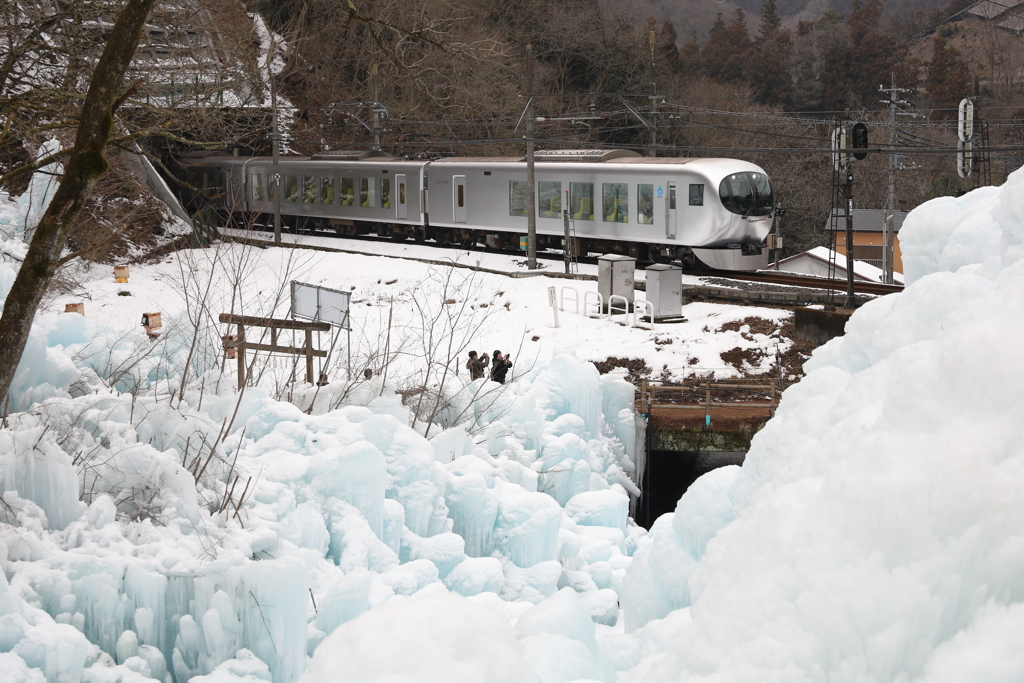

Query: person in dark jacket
left=490, top=349, right=512, bottom=384
left=466, top=350, right=489, bottom=380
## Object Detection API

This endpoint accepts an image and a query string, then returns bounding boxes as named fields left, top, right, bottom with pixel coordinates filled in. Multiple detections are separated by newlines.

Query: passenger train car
left=184, top=149, right=775, bottom=270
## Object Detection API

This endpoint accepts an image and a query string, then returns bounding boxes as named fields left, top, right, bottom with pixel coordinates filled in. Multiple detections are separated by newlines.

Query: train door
left=666, top=182, right=677, bottom=239
left=453, top=175, right=467, bottom=223
left=396, top=174, right=407, bottom=219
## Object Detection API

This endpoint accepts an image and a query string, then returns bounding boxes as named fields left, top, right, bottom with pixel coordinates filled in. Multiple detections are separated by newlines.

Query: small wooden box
left=222, top=334, right=238, bottom=359
left=64, top=303, right=85, bottom=315
left=114, top=265, right=129, bottom=283
left=141, top=312, right=162, bottom=337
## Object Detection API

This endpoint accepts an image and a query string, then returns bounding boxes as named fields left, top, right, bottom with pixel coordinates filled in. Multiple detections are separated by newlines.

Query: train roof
left=429, top=155, right=717, bottom=166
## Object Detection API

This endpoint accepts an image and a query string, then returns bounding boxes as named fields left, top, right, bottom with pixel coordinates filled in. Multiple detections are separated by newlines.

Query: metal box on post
left=645, top=263, right=683, bottom=318
left=598, top=254, right=636, bottom=305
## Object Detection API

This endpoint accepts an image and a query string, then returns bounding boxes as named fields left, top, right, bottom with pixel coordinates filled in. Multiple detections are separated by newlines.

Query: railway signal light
left=958, top=98, right=974, bottom=143
left=832, top=126, right=848, bottom=171
left=957, top=138, right=972, bottom=179
left=851, top=122, right=869, bottom=160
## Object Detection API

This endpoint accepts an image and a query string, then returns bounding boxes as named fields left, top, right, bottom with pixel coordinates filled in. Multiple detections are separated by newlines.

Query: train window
left=689, top=184, right=704, bottom=206
left=251, top=174, right=264, bottom=201
left=206, top=173, right=224, bottom=193
left=719, top=172, right=772, bottom=216
left=267, top=175, right=276, bottom=201
left=284, top=175, right=298, bottom=202
left=320, top=176, right=335, bottom=204
left=360, top=177, right=376, bottom=207
left=302, top=175, right=316, bottom=203
left=399, top=181, right=406, bottom=204
left=509, top=180, right=528, bottom=217
left=538, top=181, right=561, bottom=218
left=381, top=178, right=391, bottom=208
left=457, top=184, right=465, bottom=208
left=637, top=184, right=654, bottom=224
left=602, top=183, right=628, bottom=223
left=340, top=177, right=355, bottom=206
left=570, top=183, right=594, bottom=221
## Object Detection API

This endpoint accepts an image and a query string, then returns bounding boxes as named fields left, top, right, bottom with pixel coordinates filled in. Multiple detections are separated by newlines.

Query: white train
left=185, top=149, right=775, bottom=270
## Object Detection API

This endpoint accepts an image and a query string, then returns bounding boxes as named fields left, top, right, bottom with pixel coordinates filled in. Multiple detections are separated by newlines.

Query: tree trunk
left=0, top=0, right=158, bottom=404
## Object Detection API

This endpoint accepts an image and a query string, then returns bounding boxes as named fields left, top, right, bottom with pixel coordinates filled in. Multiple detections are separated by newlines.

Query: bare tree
left=0, top=0, right=162, bottom=405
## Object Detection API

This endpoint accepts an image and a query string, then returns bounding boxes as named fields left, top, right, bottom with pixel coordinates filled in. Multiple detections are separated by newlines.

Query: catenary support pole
left=370, top=62, right=380, bottom=152
left=648, top=30, right=657, bottom=158
left=563, top=205, right=571, bottom=274
left=271, top=78, right=282, bottom=247
left=843, top=168, right=856, bottom=308
left=525, top=45, right=537, bottom=270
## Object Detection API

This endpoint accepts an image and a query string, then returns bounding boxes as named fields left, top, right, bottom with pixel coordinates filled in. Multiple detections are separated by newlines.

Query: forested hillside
left=254, top=0, right=1024, bottom=255
left=613, top=0, right=956, bottom=42
left=2, top=0, right=1021, bottom=260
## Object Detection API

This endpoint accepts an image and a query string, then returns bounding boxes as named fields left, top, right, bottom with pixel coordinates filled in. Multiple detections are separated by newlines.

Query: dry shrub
left=64, top=152, right=186, bottom=265
left=592, top=357, right=652, bottom=383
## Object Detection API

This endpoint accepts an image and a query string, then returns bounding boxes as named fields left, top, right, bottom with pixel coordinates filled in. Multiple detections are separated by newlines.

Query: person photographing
left=490, top=350, right=512, bottom=384
left=466, top=350, right=490, bottom=380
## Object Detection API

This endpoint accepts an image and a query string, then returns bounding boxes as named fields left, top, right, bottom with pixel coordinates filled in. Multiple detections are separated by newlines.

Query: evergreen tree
left=756, top=0, right=781, bottom=45
left=701, top=10, right=754, bottom=86
left=822, top=0, right=895, bottom=110
left=753, top=0, right=792, bottom=107
left=927, top=35, right=971, bottom=115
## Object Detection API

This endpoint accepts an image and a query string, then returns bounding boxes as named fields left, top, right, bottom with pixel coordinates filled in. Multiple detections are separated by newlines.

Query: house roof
left=966, top=0, right=1024, bottom=20
left=772, top=246, right=904, bottom=284
left=826, top=209, right=909, bottom=233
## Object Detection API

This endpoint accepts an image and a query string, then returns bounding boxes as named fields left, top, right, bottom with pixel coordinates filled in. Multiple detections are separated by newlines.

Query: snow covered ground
left=41, top=229, right=796, bottom=390
left=2, top=161, right=1024, bottom=683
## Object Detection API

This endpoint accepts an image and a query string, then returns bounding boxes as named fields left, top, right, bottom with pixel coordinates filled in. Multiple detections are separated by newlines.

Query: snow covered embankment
left=0, top=294, right=640, bottom=683
left=607, top=167, right=1024, bottom=682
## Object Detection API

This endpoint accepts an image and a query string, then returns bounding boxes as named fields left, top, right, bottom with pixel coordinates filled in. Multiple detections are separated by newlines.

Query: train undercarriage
left=223, top=211, right=768, bottom=270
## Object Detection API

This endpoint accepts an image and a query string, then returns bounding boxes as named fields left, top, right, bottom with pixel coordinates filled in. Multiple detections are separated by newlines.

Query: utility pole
left=562, top=190, right=572, bottom=274
left=842, top=109, right=855, bottom=308
left=842, top=165, right=855, bottom=308
left=648, top=30, right=657, bottom=157
left=525, top=45, right=537, bottom=270
left=271, top=76, right=282, bottom=247
left=370, top=61, right=381, bottom=152
left=879, top=80, right=915, bottom=285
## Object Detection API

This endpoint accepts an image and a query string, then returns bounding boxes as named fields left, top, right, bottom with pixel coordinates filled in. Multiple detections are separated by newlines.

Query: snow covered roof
left=773, top=246, right=904, bottom=284
left=966, top=0, right=1024, bottom=20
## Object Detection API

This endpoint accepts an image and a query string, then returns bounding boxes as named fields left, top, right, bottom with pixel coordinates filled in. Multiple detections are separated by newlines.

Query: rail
left=560, top=286, right=579, bottom=314
left=583, top=291, right=604, bottom=317
left=704, top=269, right=904, bottom=296
left=608, top=294, right=629, bottom=322
left=633, top=300, right=654, bottom=330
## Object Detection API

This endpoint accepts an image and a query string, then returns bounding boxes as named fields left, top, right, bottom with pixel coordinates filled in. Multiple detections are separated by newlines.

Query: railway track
left=700, top=269, right=904, bottom=296
left=235, top=224, right=903, bottom=297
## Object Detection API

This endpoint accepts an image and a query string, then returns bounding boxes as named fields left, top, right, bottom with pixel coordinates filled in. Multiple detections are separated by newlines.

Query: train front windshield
left=718, top=172, right=773, bottom=217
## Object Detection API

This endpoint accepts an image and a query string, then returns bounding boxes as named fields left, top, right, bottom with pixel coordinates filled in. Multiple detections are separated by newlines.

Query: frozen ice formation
left=4, top=165, right=1024, bottom=683
left=0, top=203, right=641, bottom=683
left=300, top=592, right=536, bottom=683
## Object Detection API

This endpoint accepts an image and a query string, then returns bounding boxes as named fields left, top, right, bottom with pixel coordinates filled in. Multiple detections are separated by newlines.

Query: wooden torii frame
left=219, top=314, right=331, bottom=390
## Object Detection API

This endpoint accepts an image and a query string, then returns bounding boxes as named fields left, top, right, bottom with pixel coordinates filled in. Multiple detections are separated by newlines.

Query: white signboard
left=547, top=286, right=559, bottom=328
left=290, top=281, right=351, bottom=329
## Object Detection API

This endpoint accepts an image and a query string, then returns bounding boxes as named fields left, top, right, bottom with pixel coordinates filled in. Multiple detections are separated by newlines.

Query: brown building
left=829, top=209, right=908, bottom=274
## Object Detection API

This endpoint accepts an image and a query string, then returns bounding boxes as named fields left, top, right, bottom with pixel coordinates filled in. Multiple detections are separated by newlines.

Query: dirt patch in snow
left=592, top=357, right=653, bottom=384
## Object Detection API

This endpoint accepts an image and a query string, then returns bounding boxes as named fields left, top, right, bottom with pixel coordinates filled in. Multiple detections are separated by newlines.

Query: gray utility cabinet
left=598, top=254, right=636, bottom=305
left=645, top=263, right=683, bottom=318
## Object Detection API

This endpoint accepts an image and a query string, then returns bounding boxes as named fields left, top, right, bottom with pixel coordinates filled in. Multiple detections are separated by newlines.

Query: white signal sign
left=958, top=98, right=974, bottom=143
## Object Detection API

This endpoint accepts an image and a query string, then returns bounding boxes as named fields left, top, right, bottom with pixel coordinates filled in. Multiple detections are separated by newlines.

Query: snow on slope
left=609, top=168, right=1024, bottom=682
